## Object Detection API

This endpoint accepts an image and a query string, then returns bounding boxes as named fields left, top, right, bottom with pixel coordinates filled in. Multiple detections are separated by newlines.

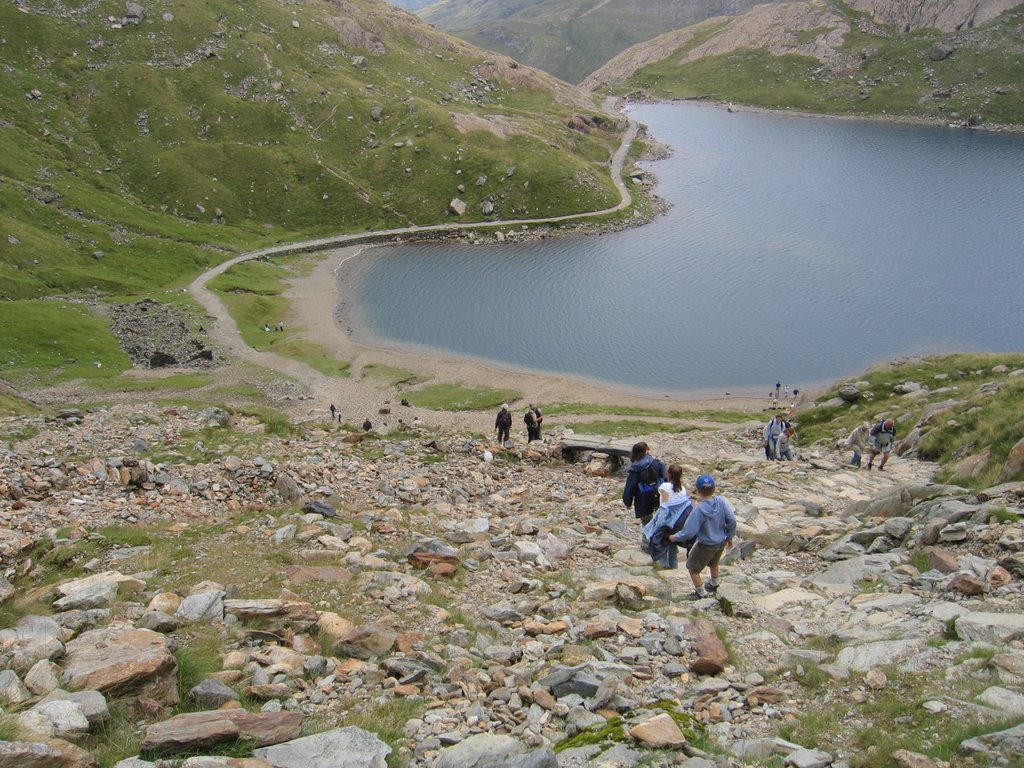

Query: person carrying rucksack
left=671, top=474, right=736, bottom=601
left=524, top=404, right=543, bottom=442
left=495, top=403, right=512, bottom=444
left=622, top=441, right=666, bottom=552
left=763, top=413, right=789, bottom=460
left=867, top=418, right=897, bottom=471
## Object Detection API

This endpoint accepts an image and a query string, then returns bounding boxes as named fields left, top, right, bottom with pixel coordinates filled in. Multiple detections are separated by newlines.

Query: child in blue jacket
left=671, top=474, right=736, bottom=600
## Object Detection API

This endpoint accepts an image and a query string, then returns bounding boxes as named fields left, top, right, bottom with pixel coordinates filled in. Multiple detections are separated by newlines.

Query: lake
left=342, top=103, right=1024, bottom=398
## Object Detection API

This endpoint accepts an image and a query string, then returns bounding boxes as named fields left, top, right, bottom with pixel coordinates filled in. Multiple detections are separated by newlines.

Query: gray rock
left=272, top=524, right=297, bottom=544
left=188, top=678, right=240, bottom=709
left=955, top=611, right=1024, bottom=644
left=303, top=500, right=337, bottom=517
left=837, top=383, right=861, bottom=402
left=976, top=685, right=1024, bottom=716
left=30, top=699, right=90, bottom=738
left=137, top=610, right=180, bottom=633
left=929, top=42, right=954, bottom=61
left=960, top=721, right=1024, bottom=758
left=434, top=733, right=523, bottom=768
left=54, top=582, right=120, bottom=611
left=39, top=688, right=110, bottom=725
left=785, top=748, right=833, bottom=768
left=0, top=668, right=32, bottom=704
left=253, top=726, right=391, bottom=767
left=176, top=590, right=225, bottom=623
left=24, top=659, right=62, bottom=695
left=114, top=759, right=157, bottom=768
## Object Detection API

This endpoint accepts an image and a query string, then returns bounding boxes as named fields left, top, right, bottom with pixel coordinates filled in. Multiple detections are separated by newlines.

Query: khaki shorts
left=686, top=541, right=726, bottom=573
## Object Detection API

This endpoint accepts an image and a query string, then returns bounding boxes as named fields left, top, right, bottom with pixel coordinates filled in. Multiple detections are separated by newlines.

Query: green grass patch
left=361, top=364, right=426, bottom=388
left=0, top=300, right=131, bottom=385
left=403, top=383, right=519, bottom=411
left=543, top=402, right=756, bottom=423
left=174, top=629, right=229, bottom=706
left=88, top=372, right=214, bottom=392
left=342, top=697, right=424, bottom=768
left=0, top=391, right=40, bottom=417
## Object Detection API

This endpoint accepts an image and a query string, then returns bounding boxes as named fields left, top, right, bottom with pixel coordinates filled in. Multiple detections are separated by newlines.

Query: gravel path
left=187, top=111, right=765, bottom=430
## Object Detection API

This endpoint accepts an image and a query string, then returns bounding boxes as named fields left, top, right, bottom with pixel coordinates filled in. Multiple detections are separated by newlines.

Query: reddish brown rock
left=141, top=710, right=304, bottom=755
left=0, top=739, right=97, bottom=768
left=948, top=573, right=986, bottom=595
left=427, top=562, right=457, bottom=578
left=924, top=546, right=959, bottom=574
left=684, top=618, right=728, bottom=676
left=333, top=625, right=397, bottom=659
left=61, top=625, right=178, bottom=705
left=628, top=712, right=687, bottom=747
left=583, top=619, right=618, bottom=639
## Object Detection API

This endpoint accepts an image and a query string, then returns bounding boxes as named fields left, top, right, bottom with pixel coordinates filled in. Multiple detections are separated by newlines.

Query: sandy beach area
left=282, top=246, right=770, bottom=432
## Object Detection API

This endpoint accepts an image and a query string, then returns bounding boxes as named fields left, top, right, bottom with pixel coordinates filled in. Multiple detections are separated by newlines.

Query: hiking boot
left=688, top=590, right=709, bottom=601
left=706, top=582, right=719, bottom=593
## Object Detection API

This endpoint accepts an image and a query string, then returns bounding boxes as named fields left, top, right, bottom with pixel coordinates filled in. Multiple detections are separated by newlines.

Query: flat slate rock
left=253, top=726, right=390, bottom=768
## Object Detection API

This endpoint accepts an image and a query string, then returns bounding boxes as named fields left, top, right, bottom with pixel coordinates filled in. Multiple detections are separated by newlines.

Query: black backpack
left=497, top=411, right=512, bottom=427
left=637, top=462, right=660, bottom=494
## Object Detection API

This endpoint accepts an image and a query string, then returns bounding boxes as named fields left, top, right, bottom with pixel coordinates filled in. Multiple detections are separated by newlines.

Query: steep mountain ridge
left=585, top=0, right=1024, bottom=128
left=419, top=0, right=792, bottom=83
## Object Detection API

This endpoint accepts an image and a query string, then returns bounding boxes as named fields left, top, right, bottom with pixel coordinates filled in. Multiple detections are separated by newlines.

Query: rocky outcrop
left=60, top=625, right=178, bottom=705
left=848, top=0, right=1020, bottom=32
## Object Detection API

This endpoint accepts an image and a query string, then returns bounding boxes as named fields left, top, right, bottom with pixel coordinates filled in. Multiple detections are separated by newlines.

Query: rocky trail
left=1, top=401, right=1023, bottom=768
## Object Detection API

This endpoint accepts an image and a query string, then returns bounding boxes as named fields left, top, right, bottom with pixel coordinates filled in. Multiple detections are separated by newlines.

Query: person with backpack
left=644, top=464, right=693, bottom=569
left=763, top=413, right=789, bottom=460
left=867, top=418, right=897, bottom=471
left=622, top=441, right=666, bottom=551
left=671, top=474, right=736, bottom=600
left=524, top=404, right=543, bottom=442
left=495, top=403, right=512, bottom=444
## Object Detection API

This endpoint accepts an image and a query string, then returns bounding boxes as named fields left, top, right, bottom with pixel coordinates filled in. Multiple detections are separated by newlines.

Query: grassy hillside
left=0, top=0, right=624, bottom=384
left=420, top=0, right=787, bottom=84
left=599, top=0, right=1024, bottom=127
left=797, top=354, right=1024, bottom=489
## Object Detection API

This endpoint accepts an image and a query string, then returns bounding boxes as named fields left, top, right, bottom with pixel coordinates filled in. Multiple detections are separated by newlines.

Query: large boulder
left=61, top=625, right=178, bottom=705
left=0, top=739, right=97, bottom=768
left=140, top=710, right=303, bottom=755
left=253, top=727, right=390, bottom=767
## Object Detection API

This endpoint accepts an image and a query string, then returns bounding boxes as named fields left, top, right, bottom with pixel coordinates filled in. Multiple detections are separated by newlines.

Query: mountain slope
left=585, top=0, right=1024, bottom=127
left=0, top=0, right=623, bottom=303
left=419, top=0, right=791, bottom=84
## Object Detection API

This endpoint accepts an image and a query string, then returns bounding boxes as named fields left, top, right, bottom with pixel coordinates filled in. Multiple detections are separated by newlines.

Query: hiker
left=776, top=426, right=797, bottom=461
left=763, top=413, right=789, bottom=460
left=847, top=422, right=870, bottom=467
left=644, top=464, right=692, bottom=570
left=263, top=323, right=271, bottom=332
left=330, top=403, right=337, bottom=422
left=495, top=403, right=512, bottom=444
left=622, top=441, right=666, bottom=551
left=671, top=474, right=736, bottom=600
left=867, top=418, right=897, bottom=471
left=524, top=404, right=543, bottom=442
left=775, top=381, right=781, bottom=400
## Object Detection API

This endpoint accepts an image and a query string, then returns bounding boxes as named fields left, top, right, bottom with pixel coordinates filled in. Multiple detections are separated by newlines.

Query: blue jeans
left=851, top=450, right=862, bottom=467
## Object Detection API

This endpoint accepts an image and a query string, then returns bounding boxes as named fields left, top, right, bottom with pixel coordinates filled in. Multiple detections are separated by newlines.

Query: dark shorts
left=686, top=541, right=726, bottom=573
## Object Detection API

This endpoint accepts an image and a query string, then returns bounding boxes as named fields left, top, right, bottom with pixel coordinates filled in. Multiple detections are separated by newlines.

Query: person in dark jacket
left=622, top=441, right=666, bottom=551
left=495, top=403, right=512, bottom=443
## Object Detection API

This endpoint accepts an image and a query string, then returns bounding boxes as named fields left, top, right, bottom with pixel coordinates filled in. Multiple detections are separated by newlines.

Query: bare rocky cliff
left=848, top=0, right=1020, bottom=31
left=584, top=0, right=1020, bottom=90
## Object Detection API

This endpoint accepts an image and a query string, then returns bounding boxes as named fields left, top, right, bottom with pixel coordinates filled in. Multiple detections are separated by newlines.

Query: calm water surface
left=346, top=103, right=1024, bottom=397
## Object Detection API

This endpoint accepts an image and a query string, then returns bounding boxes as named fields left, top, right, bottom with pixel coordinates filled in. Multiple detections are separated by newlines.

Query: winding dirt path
left=188, top=113, right=762, bottom=431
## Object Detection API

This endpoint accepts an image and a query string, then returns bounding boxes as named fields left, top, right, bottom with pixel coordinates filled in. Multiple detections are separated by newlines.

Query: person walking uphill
left=671, top=474, right=736, bottom=600
left=867, top=418, right=897, bottom=471
left=495, top=403, right=512, bottom=444
left=622, top=442, right=666, bottom=551
left=763, top=413, right=789, bottom=460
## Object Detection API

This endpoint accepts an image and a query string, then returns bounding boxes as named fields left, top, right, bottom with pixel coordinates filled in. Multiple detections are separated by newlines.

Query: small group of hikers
left=762, top=412, right=797, bottom=461
left=495, top=403, right=543, bottom=444
left=622, top=442, right=735, bottom=601
left=847, top=418, right=897, bottom=470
